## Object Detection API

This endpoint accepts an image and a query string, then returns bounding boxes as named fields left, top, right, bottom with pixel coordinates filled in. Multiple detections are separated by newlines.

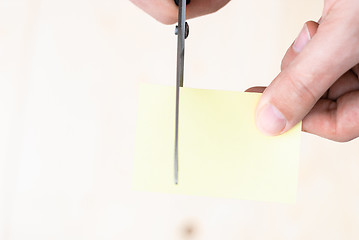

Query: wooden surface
left=1, top=0, right=359, bottom=239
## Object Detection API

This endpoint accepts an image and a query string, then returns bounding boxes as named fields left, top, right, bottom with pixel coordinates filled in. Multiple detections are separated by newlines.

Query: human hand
left=129, top=0, right=231, bottom=24
left=248, top=0, right=359, bottom=142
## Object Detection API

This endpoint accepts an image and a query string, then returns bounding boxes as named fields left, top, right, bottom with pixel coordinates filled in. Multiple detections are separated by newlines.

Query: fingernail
left=256, top=104, right=287, bottom=136
left=293, top=24, right=311, bottom=53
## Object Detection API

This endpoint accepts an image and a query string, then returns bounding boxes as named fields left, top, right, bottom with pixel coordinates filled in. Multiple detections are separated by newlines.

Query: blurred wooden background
left=1, top=0, right=359, bottom=239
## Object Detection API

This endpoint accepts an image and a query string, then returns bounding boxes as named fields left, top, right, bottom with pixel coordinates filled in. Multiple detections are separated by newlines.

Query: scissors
left=174, top=0, right=190, bottom=185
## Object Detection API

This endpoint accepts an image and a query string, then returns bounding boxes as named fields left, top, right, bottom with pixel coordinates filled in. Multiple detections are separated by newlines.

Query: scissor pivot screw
left=175, top=22, right=189, bottom=39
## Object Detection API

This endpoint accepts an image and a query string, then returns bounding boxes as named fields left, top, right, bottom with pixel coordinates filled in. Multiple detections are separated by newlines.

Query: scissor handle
left=174, top=0, right=190, bottom=6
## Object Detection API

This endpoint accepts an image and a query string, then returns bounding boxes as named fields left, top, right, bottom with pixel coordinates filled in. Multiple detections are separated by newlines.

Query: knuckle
left=283, top=71, right=318, bottom=106
left=207, top=0, right=229, bottom=14
left=331, top=131, right=356, bottom=142
left=333, top=105, right=359, bottom=142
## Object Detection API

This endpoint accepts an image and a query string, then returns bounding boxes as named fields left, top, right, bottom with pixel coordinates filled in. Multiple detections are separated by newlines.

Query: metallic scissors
left=174, top=0, right=190, bottom=184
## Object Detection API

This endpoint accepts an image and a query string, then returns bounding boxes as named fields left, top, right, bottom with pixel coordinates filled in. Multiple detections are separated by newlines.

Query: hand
left=248, top=0, right=359, bottom=142
left=129, top=0, right=231, bottom=24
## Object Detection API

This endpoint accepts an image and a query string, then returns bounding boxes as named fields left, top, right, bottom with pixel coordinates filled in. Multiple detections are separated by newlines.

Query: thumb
left=255, top=11, right=359, bottom=136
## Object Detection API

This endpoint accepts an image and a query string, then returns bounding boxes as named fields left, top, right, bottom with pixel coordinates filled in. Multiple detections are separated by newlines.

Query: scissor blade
left=174, top=0, right=186, bottom=185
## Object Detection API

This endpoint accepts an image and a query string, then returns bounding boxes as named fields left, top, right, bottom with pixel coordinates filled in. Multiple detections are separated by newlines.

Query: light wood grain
left=1, top=0, right=358, bottom=239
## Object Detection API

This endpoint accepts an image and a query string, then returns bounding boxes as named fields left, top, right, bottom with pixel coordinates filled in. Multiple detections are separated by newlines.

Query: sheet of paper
left=133, top=83, right=301, bottom=203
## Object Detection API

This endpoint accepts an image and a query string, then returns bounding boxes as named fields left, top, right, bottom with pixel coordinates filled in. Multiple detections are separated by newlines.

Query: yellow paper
left=133, top=83, right=301, bottom=203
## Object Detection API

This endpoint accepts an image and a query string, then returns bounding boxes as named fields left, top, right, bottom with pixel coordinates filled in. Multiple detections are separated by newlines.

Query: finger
left=281, top=21, right=319, bottom=70
left=303, top=91, right=359, bottom=142
left=130, top=0, right=231, bottom=25
left=255, top=10, right=359, bottom=136
left=187, top=0, right=231, bottom=20
left=352, top=64, right=359, bottom=77
left=327, top=71, right=359, bottom=100
left=243, top=74, right=357, bottom=103
left=130, top=0, right=178, bottom=24
left=245, top=87, right=266, bottom=93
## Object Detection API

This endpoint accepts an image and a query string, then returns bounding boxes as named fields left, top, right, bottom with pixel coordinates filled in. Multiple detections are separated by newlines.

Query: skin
left=129, top=0, right=231, bottom=24
left=130, top=0, right=359, bottom=142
